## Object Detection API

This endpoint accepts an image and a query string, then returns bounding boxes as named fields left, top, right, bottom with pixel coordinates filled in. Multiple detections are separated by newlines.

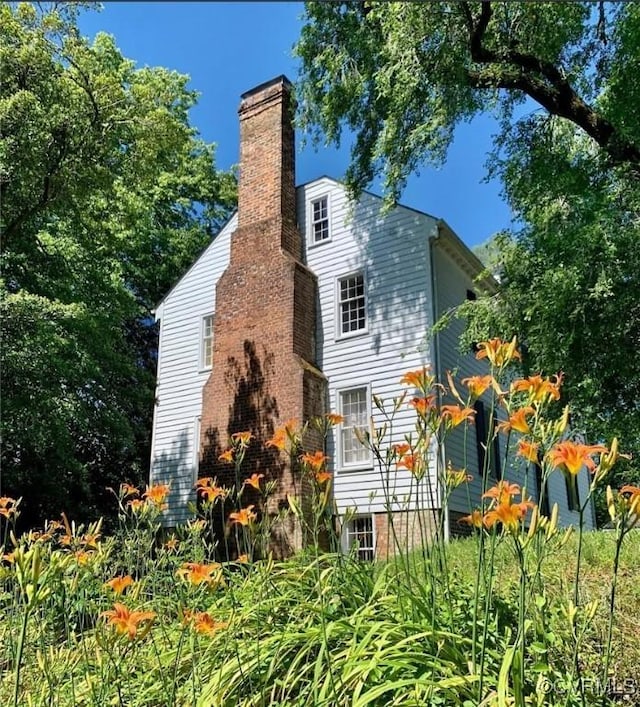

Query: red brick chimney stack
left=236, top=76, right=300, bottom=259
left=199, top=76, right=326, bottom=556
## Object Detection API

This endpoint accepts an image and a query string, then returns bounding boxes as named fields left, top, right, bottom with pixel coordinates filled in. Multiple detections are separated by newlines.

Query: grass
left=3, top=352, right=639, bottom=705
left=1, top=520, right=638, bottom=706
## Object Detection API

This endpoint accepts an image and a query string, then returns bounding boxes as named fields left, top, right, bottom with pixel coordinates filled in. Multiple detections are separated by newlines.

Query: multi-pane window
left=339, top=273, right=366, bottom=335
left=345, top=515, right=375, bottom=561
left=201, top=315, right=214, bottom=369
left=311, top=196, right=329, bottom=243
left=340, top=387, right=370, bottom=466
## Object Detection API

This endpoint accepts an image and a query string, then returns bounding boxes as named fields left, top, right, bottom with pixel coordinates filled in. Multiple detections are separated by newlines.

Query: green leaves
left=0, top=3, right=236, bottom=525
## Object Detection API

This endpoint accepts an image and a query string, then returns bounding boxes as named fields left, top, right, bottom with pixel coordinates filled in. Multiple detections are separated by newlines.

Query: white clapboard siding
left=430, top=240, right=595, bottom=530
left=150, top=215, right=236, bottom=525
left=151, top=176, right=597, bottom=533
left=299, top=178, right=440, bottom=514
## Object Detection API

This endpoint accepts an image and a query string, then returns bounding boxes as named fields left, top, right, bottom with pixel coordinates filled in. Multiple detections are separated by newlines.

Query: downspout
left=429, top=223, right=450, bottom=543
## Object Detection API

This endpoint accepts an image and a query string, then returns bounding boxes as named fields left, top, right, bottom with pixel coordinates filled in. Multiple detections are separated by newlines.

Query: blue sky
left=79, top=2, right=513, bottom=249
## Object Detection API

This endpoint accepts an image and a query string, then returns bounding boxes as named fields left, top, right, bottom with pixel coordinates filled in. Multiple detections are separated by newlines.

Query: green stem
left=13, top=605, right=30, bottom=707
left=602, top=525, right=624, bottom=706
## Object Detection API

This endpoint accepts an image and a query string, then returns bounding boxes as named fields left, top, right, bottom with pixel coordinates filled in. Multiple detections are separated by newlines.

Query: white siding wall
left=431, top=242, right=595, bottom=530
left=299, top=179, right=440, bottom=515
left=150, top=215, right=236, bottom=525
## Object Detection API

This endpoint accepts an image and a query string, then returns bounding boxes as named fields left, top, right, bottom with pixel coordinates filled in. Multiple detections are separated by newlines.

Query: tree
left=1, top=3, right=236, bottom=527
left=295, top=1, right=639, bottom=508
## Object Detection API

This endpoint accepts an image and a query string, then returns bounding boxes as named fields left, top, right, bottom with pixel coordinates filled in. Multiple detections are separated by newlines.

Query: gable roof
left=153, top=211, right=238, bottom=320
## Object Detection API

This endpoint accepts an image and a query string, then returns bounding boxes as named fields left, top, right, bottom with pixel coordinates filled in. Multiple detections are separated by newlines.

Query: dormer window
left=311, top=195, right=330, bottom=243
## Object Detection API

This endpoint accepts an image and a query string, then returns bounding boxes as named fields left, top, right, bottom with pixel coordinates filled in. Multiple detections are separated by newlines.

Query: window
left=345, top=515, right=375, bottom=561
left=338, top=273, right=366, bottom=335
left=201, top=315, right=214, bottom=369
left=311, top=196, right=330, bottom=243
left=339, top=387, right=370, bottom=467
left=474, top=400, right=501, bottom=479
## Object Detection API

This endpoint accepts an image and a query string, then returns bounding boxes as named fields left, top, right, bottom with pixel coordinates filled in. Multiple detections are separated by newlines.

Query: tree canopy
left=295, top=1, right=639, bottom=504
left=1, top=3, right=236, bottom=526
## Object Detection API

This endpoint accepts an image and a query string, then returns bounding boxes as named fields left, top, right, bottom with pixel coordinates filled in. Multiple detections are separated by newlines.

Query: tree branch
left=463, top=3, right=640, bottom=168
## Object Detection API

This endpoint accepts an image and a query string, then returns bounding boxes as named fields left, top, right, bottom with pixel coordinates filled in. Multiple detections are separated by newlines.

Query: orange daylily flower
left=231, top=431, right=253, bottom=447
left=547, top=440, right=608, bottom=476
left=460, top=510, right=485, bottom=529
left=266, top=419, right=299, bottom=452
left=409, top=395, right=437, bottom=417
left=620, top=485, right=640, bottom=498
left=229, top=505, right=257, bottom=527
left=82, top=532, right=101, bottom=549
left=392, top=443, right=411, bottom=458
left=195, top=477, right=214, bottom=488
left=511, top=374, right=562, bottom=403
left=143, top=483, right=170, bottom=506
left=128, top=499, right=145, bottom=512
left=236, top=553, right=249, bottom=564
left=400, top=367, right=432, bottom=391
left=397, top=454, right=421, bottom=476
left=301, top=451, right=328, bottom=472
left=497, top=407, right=535, bottom=435
left=315, top=470, right=332, bottom=486
left=219, top=449, right=234, bottom=463
left=475, top=337, right=521, bottom=367
left=516, top=439, right=540, bottom=464
left=325, top=413, right=344, bottom=425
left=0, top=497, right=19, bottom=519
left=101, top=603, right=156, bottom=640
left=119, top=483, right=139, bottom=498
left=483, top=480, right=521, bottom=505
left=461, top=375, right=494, bottom=399
left=176, top=562, right=222, bottom=587
left=619, top=486, right=640, bottom=516
left=183, top=610, right=228, bottom=635
left=165, top=535, right=179, bottom=551
left=441, top=404, right=475, bottom=428
left=199, top=484, right=226, bottom=503
left=243, top=473, right=264, bottom=491
left=484, top=500, right=534, bottom=533
left=105, top=575, right=134, bottom=595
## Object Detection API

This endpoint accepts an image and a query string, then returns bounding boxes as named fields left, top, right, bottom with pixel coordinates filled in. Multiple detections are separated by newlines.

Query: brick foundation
left=373, top=510, right=439, bottom=560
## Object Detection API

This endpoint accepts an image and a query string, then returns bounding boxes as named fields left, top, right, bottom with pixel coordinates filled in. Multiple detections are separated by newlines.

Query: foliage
left=0, top=3, right=236, bottom=525
left=294, top=2, right=640, bottom=499
left=1, top=340, right=637, bottom=706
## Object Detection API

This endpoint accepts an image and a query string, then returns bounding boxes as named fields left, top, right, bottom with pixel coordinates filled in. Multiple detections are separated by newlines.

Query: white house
left=149, top=76, right=595, bottom=558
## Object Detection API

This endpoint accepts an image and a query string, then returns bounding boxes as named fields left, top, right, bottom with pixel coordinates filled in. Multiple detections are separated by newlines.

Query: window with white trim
left=201, top=315, right=214, bottom=369
left=339, top=387, right=370, bottom=466
left=338, top=273, right=366, bottom=335
left=345, top=515, right=375, bottom=561
left=311, top=195, right=330, bottom=243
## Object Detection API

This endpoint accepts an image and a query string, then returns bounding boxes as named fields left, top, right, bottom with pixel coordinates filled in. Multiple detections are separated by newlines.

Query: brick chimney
left=200, top=76, right=326, bottom=556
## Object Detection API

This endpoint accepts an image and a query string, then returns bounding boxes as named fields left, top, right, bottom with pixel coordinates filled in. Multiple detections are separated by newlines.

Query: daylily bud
left=555, top=405, right=570, bottom=437
left=606, top=486, right=616, bottom=523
